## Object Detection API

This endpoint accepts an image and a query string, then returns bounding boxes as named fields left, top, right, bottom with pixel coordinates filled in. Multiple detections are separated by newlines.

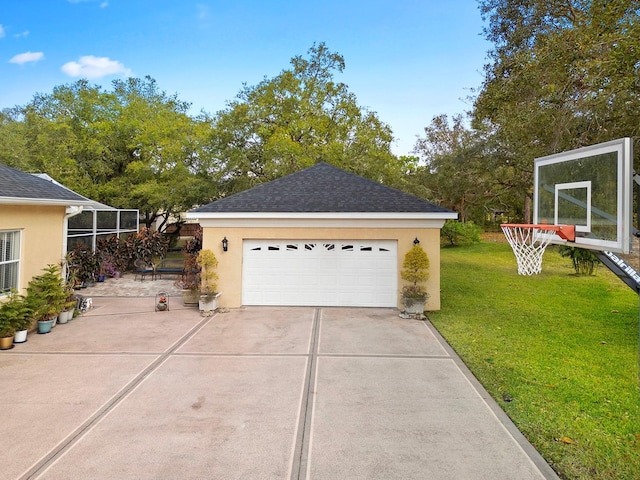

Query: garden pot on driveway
left=58, top=309, right=74, bottom=324
left=199, top=293, right=221, bottom=312
left=13, top=330, right=28, bottom=343
left=182, top=289, right=199, bottom=306
left=0, top=335, right=14, bottom=349
left=38, top=318, right=55, bottom=334
left=402, top=297, right=426, bottom=315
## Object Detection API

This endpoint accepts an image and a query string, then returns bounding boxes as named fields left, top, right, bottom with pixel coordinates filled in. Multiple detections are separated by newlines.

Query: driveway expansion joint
left=20, top=313, right=216, bottom=480
left=289, top=307, right=321, bottom=480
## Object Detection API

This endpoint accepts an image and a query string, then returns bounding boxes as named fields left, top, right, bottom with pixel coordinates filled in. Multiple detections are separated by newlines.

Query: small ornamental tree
left=197, top=249, right=219, bottom=299
left=400, top=243, right=430, bottom=301
left=0, top=290, right=33, bottom=332
left=26, top=264, right=67, bottom=321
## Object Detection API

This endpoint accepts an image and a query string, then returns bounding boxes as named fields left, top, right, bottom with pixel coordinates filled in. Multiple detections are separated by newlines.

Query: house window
left=0, top=231, right=20, bottom=294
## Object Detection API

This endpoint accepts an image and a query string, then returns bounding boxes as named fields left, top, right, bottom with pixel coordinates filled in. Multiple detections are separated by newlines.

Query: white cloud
left=9, top=51, right=44, bottom=65
left=14, top=30, right=30, bottom=38
left=0, top=25, right=5, bottom=38
left=100, top=1, right=109, bottom=7
left=61, top=55, right=131, bottom=79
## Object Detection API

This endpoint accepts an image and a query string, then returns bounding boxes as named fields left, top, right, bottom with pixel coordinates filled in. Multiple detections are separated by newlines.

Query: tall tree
left=473, top=0, right=640, bottom=220
left=7, top=77, right=216, bottom=230
left=413, top=114, right=520, bottom=224
left=207, top=43, right=407, bottom=194
left=0, top=108, right=28, bottom=170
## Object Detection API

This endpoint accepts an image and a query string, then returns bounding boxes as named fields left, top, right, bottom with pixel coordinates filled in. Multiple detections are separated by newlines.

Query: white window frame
left=0, top=230, right=21, bottom=295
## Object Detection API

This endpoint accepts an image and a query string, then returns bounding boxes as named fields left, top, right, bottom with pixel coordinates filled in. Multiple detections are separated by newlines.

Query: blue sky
left=0, top=0, right=490, bottom=156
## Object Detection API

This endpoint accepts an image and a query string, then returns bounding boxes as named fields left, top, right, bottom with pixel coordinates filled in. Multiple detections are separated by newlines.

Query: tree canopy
left=469, top=0, right=640, bottom=221
left=0, top=77, right=216, bottom=230
left=411, top=0, right=640, bottom=225
left=0, top=45, right=422, bottom=229
left=206, top=43, right=412, bottom=195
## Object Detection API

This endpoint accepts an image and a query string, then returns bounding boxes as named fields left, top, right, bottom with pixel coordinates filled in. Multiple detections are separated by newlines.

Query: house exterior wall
left=0, top=205, right=66, bottom=295
left=200, top=226, right=442, bottom=310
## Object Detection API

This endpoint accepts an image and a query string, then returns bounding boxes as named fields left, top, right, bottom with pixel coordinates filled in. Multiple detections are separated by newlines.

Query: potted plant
left=197, top=249, right=220, bottom=312
left=174, top=253, right=200, bottom=306
left=0, top=310, right=15, bottom=349
left=58, top=283, right=77, bottom=324
left=156, top=293, right=169, bottom=311
left=400, top=243, right=430, bottom=316
left=27, top=264, right=67, bottom=334
left=0, top=290, right=33, bottom=344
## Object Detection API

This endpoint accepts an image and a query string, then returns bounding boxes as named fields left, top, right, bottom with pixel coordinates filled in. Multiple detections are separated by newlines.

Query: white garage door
left=242, top=240, right=397, bottom=307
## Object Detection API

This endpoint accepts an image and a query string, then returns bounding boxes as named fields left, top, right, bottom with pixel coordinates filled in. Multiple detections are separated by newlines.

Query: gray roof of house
left=0, top=163, right=91, bottom=204
left=193, top=162, right=454, bottom=214
left=33, top=173, right=114, bottom=210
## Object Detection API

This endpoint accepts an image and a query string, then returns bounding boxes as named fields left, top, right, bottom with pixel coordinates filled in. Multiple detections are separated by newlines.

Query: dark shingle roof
left=0, top=163, right=90, bottom=204
left=193, top=162, right=453, bottom=214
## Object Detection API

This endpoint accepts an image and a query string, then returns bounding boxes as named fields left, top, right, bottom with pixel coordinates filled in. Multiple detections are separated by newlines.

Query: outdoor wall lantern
left=413, top=237, right=420, bottom=245
left=222, top=237, right=229, bottom=252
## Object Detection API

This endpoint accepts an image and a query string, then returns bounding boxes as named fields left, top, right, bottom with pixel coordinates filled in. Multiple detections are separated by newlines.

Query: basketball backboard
left=533, top=138, right=633, bottom=254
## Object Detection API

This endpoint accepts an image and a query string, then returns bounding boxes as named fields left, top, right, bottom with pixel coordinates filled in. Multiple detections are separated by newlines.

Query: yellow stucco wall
left=201, top=226, right=441, bottom=310
left=0, top=205, right=66, bottom=295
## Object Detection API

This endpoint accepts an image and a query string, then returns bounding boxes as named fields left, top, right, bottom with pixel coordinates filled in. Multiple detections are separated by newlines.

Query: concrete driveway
left=1, top=299, right=559, bottom=480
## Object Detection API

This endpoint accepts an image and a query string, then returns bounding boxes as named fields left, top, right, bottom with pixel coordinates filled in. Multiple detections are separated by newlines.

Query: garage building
left=187, top=162, right=457, bottom=310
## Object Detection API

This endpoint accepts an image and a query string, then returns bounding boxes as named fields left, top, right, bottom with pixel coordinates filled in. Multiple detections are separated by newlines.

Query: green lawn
left=430, top=241, right=640, bottom=480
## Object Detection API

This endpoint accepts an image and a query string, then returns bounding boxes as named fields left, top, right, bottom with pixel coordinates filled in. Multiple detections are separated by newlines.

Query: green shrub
left=441, top=221, right=482, bottom=247
left=125, top=227, right=169, bottom=264
left=26, top=264, right=67, bottom=321
left=558, top=246, right=600, bottom=275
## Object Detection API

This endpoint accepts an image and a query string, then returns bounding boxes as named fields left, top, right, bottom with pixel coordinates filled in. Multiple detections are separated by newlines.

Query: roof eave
left=187, top=211, right=458, bottom=220
left=0, top=197, right=94, bottom=207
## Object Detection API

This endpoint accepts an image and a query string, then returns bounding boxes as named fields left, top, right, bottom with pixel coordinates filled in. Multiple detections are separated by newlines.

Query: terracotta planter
left=0, top=335, right=14, bottom=350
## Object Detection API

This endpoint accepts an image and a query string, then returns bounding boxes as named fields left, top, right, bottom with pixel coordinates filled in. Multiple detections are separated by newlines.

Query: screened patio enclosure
left=28, top=174, right=139, bottom=252
left=67, top=205, right=139, bottom=251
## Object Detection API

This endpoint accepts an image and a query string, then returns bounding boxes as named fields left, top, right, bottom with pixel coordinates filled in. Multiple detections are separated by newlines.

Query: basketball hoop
left=501, top=224, right=575, bottom=275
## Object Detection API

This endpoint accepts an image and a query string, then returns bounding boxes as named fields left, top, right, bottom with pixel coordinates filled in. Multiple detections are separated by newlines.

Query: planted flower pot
left=58, top=308, right=75, bottom=324
left=400, top=243, right=430, bottom=318
left=28, top=264, right=67, bottom=332
left=199, top=292, right=221, bottom=312
left=38, top=318, right=55, bottom=334
left=182, top=289, right=199, bottom=306
left=402, top=296, right=427, bottom=315
left=0, top=335, right=14, bottom=350
left=14, top=329, right=28, bottom=343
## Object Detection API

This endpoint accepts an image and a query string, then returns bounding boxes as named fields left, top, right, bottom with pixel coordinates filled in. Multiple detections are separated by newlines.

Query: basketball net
left=501, top=224, right=559, bottom=275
